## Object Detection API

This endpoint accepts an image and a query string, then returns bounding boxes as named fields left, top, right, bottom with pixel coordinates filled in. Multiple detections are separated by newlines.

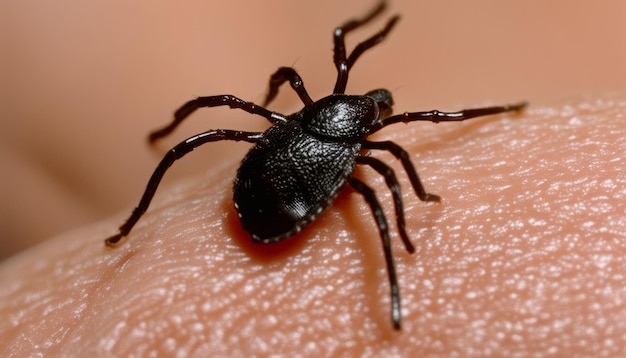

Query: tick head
left=303, top=94, right=382, bottom=140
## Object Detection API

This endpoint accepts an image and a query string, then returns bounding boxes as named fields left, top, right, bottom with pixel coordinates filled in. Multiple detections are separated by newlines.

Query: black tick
left=105, top=1, right=527, bottom=330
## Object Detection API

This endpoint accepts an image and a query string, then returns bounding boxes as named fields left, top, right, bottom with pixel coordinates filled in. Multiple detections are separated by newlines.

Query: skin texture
left=2, top=95, right=626, bottom=356
left=2, top=0, right=626, bottom=356
left=3, top=0, right=626, bottom=258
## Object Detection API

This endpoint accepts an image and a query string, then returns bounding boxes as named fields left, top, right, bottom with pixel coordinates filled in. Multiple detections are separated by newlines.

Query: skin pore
left=1, top=95, right=625, bottom=356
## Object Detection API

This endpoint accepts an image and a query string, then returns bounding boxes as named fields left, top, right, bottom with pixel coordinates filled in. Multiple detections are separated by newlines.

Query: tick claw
left=104, top=233, right=124, bottom=248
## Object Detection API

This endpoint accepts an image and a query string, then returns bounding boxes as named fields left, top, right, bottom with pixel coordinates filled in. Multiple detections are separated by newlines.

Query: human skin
left=4, top=0, right=626, bottom=258
left=3, top=0, right=626, bottom=356
left=1, top=94, right=625, bottom=356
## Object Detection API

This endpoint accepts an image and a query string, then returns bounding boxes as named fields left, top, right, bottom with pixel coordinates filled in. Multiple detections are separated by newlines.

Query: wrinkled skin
left=2, top=95, right=626, bottom=356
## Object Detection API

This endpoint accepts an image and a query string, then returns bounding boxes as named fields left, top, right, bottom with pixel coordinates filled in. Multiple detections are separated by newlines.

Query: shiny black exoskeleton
left=234, top=94, right=379, bottom=243
left=104, top=1, right=526, bottom=330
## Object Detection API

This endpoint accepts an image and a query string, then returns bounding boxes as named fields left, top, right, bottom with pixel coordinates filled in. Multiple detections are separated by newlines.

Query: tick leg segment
left=105, top=130, right=263, bottom=248
left=363, top=140, right=441, bottom=203
left=263, top=67, right=314, bottom=107
left=349, top=177, right=402, bottom=330
left=380, top=101, right=528, bottom=127
left=333, top=1, right=399, bottom=94
left=356, top=156, right=414, bottom=254
left=148, top=95, right=286, bottom=143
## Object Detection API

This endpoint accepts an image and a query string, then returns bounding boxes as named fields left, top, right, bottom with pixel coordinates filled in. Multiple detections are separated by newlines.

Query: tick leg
left=333, top=1, right=399, bottom=94
left=148, top=95, right=287, bottom=143
left=349, top=177, right=402, bottom=330
left=105, top=129, right=263, bottom=248
left=379, top=101, right=528, bottom=127
left=262, top=67, right=314, bottom=107
left=363, top=140, right=441, bottom=203
left=356, top=156, right=414, bottom=254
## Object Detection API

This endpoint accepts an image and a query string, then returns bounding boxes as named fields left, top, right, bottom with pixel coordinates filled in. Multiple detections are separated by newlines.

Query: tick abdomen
left=234, top=121, right=359, bottom=242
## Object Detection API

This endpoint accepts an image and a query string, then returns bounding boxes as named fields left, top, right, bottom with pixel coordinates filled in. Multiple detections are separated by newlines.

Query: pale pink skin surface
left=2, top=96, right=626, bottom=356
left=2, top=1, right=626, bottom=356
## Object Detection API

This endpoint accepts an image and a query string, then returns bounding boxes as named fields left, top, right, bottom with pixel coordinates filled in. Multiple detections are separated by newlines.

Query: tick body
left=235, top=94, right=375, bottom=243
left=105, top=1, right=526, bottom=330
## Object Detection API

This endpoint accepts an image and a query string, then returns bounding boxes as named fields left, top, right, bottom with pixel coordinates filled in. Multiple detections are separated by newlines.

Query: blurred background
left=2, top=0, right=625, bottom=260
